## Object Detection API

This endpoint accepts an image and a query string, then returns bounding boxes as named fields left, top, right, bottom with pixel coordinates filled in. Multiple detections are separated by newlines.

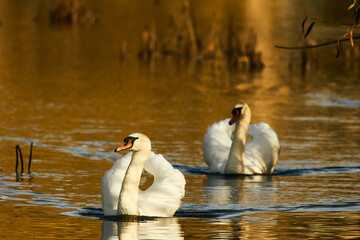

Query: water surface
left=1, top=0, right=360, bottom=239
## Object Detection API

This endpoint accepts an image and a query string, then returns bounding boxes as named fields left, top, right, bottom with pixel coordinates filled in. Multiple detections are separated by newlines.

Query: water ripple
left=307, top=93, right=360, bottom=108
left=73, top=201, right=360, bottom=220
left=173, top=163, right=360, bottom=177
left=175, top=201, right=360, bottom=219
left=273, top=166, right=360, bottom=176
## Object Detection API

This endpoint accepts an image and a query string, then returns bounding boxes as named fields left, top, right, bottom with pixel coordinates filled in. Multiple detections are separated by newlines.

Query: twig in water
left=15, top=145, right=24, bottom=174
left=28, top=142, right=33, bottom=174
left=15, top=142, right=33, bottom=176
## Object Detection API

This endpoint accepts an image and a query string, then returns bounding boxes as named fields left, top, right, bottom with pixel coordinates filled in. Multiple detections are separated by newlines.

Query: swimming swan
left=203, top=102, right=280, bottom=174
left=101, top=133, right=186, bottom=217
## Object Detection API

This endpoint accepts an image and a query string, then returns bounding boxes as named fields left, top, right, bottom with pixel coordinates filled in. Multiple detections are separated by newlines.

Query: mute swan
left=203, top=102, right=280, bottom=175
left=101, top=133, right=186, bottom=217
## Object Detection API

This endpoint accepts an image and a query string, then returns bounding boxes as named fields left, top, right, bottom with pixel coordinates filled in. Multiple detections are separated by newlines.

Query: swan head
left=114, top=133, right=151, bottom=152
left=229, top=102, right=250, bottom=125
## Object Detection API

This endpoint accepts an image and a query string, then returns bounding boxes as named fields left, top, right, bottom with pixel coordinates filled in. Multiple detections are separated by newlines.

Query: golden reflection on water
left=180, top=211, right=360, bottom=239
left=0, top=0, right=360, bottom=239
left=0, top=204, right=101, bottom=239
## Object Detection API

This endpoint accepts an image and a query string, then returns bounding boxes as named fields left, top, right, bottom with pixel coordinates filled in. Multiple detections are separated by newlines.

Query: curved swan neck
left=118, top=149, right=150, bottom=215
left=224, top=106, right=251, bottom=174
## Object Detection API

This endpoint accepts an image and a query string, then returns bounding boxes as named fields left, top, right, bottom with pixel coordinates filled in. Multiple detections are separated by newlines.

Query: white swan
left=101, top=133, right=186, bottom=217
left=203, top=102, right=280, bottom=175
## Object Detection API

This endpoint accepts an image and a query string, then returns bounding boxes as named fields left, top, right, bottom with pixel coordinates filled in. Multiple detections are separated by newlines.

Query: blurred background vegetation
left=0, top=0, right=358, bottom=78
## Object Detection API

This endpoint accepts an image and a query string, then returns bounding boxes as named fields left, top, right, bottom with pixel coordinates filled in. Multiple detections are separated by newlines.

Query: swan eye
left=123, top=136, right=139, bottom=146
left=232, top=107, right=243, bottom=116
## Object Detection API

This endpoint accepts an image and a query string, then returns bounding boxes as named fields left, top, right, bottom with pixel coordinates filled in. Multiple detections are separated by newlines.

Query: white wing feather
left=203, top=119, right=234, bottom=173
left=138, top=152, right=185, bottom=217
left=101, top=152, right=132, bottom=216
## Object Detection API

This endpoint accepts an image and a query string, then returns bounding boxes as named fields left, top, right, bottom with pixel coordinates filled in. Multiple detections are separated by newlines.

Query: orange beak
left=114, top=141, right=133, bottom=152
left=229, top=111, right=240, bottom=125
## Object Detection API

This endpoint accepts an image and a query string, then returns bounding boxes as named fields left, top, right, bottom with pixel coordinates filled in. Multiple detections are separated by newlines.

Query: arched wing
left=244, top=123, right=280, bottom=174
left=138, top=152, right=186, bottom=217
left=203, top=119, right=234, bottom=173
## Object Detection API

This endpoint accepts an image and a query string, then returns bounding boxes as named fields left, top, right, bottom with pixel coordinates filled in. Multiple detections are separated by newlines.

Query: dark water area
left=1, top=0, right=360, bottom=239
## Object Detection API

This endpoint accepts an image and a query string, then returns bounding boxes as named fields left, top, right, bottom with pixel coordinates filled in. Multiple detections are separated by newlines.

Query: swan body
left=203, top=103, right=280, bottom=175
left=101, top=133, right=186, bottom=217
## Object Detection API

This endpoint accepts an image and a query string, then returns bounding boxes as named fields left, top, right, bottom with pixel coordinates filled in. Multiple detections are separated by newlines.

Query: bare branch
left=306, top=15, right=359, bottom=27
left=275, top=36, right=360, bottom=49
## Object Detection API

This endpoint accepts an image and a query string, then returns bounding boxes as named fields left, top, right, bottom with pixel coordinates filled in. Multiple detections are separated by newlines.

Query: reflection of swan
left=101, top=133, right=186, bottom=217
left=101, top=218, right=183, bottom=240
left=203, top=174, right=273, bottom=204
left=203, top=102, right=280, bottom=174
